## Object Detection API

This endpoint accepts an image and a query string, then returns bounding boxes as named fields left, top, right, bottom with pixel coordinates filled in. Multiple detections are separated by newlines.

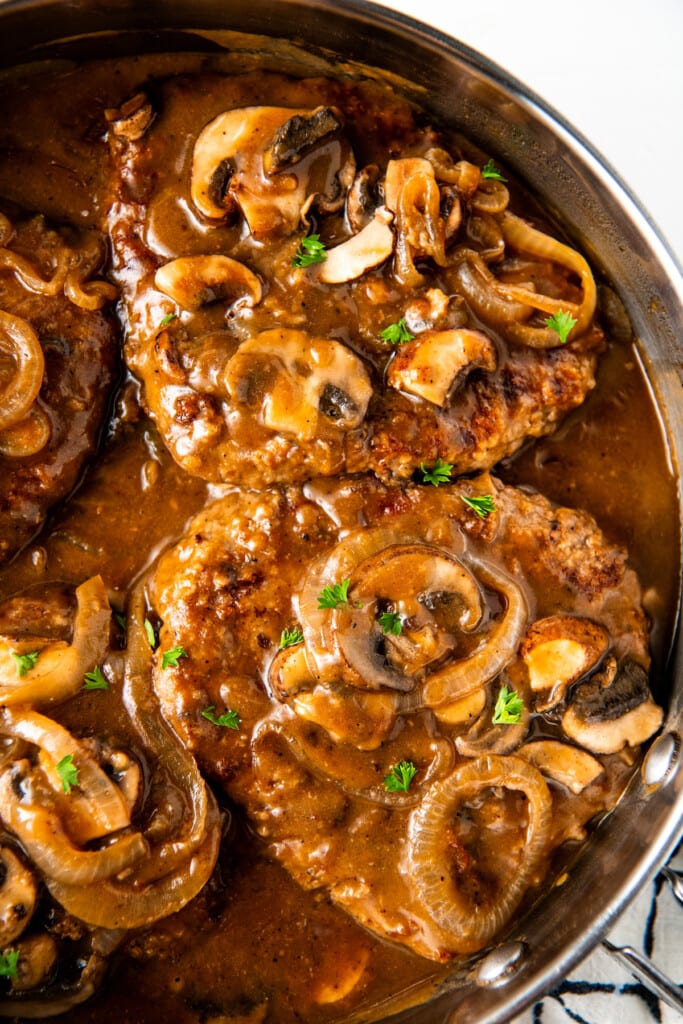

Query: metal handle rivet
left=641, top=732, right=680, bottom=789
left=474, top=940, right=526, bottom=987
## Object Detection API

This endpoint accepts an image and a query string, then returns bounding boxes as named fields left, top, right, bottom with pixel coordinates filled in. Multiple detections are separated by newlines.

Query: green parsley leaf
left=279, top=626, right=304, bottom=650
left=317, top=579, right=351, bottom=610
left=11, top=650, right=40, bottom=678
left=379, top=318, right=414, bottom=346
left=384, top=760, right=417, bottom=793
left=492, top=685, right=525, bottom=725
left=0, top=949, right=19, bottom=980
left=144, top=618, right=157, bottom=649
left=201, top=705, right=240, bottom=730
left=378, top=610, right=402, bottom=636
left=56, top=754, right=79, bottom=794
left=481, top=158, right=507, bottom=182
left=114, top=611, right=127, bottom=631
left=161, top=645, right=188, bottom=669
left=420, top=458, right=453, bottom=487
left=292, top=234, right=328, bottom=268
left=545, top=309, right=577, bottom=344
left=159, top=312, right=178, bottom=328
left=461, top=494, right=497, bottom=519
left=83, top=666, right=109, bottom=691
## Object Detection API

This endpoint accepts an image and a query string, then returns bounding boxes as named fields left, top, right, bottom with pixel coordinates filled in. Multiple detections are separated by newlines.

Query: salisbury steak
left=149, top=473, right=661, bottom=960
left=105, top=70, right=604, bottom=487
left=0, top=207, right=118, bottom=563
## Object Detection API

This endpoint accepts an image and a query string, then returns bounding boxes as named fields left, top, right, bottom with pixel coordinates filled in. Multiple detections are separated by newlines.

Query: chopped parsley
left=492, top=685, right=525, bottom=725
left=279, top=626, right=304, bottom=650
left=292, top=234, right=327, bottom=268
left=546, top=309, right=577, bottom=344
left=461, top=494, right=497, bottom=519
left=161, top=645, right=188, bottom=669
left=83, top=666, right=109, bottom=691
left=159, top=312, right=178, bottom=328
left=56, top=754, right=79, bottom=795
left=378, top=610, right=402, bottom=636
left=481, top=158, right=507, bottom=182
left=420, top=458, right=453, bottom=487
left=0, top=949, right=19, bottom=981
left=384, top=760, right=417, bottom=793
left=144, top=618, right=157, bottom=650
left=201, top=705, right=240, bottom=730
left=11, top=650, right=40, bottom=678
left=379, top=318, right=414, bottom=345
left=114, top=611, right=127, bottom=631
left=317, top=579, right=351, bottom=610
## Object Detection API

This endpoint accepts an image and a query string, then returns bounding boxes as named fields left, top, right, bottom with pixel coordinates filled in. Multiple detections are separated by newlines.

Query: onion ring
left=0, top=310, right=45, bottom=433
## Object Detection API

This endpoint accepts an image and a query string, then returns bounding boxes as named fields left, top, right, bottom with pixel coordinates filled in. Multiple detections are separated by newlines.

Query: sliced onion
left=452, top=252, right=533, bottom=329
left=420, top=554, right=528, bottom=708
left=0, top=708, right=132, bottom=840
left=0, top=213, right=13, bottom=247
left=0, top=405, right=51, bottom=458
left=469, top=179, right=509, bottom=215
left=64, top=273, right=118, bottom=311
left=0, top=575, right=112, bottom=708
left=0, top=767, right=147, bottom=885
left=407, top=754, right=552, bottom=952
left=0, top=310, right=45, bottom=432
left=0, top=248, right=69, bottom=297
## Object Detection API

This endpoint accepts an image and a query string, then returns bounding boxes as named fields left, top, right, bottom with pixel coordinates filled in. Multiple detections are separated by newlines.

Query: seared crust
left=106, top=70, right=603, bottom=487
left=0, top=211, right=118, bottom=563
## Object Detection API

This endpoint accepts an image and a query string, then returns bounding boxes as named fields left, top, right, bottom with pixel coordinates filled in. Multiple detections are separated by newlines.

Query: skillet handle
left=601, top=939, right=683, bottom=1015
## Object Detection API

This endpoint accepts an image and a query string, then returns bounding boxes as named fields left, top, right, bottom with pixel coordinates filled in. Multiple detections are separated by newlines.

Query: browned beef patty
left=0, top=208, right=118, bottom=563
left=149, top=474, right=660, bottom=960
left=105, top=70, right=604, bottom=487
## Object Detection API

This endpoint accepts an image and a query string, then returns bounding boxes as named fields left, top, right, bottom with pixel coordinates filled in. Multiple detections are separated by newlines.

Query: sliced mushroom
left=9, top=933, right=58, bottom=992
left=191, top=106, right=355, bottom=238
left=346, top=164, right=382, bottom=232
left=154, top=255, right=262, bottom=312
left=384, top=157, right=448, bottom=285
left=386, top=327, right=497, bottom=407
left=223, top=328, right=372, bottom=441
left=263, top=105, right=343, bottom=174
left=105, top=92, right=154, bottom=141
left=0, top=846, right=37, bottom=945
left=433, top=687, right=487, bottom=726
left=268, top=642, right=312, bottom=701
left=520, top=616, right=610, bottom=712
left=454, top=678, right=530, bottom=757
left=561, top=658, right=663, bottom=754
left=517, top=740, right=604, bottom=794
left=292, top=684, right=398, bottom=751
left=317, top=207, right=394, bottom=284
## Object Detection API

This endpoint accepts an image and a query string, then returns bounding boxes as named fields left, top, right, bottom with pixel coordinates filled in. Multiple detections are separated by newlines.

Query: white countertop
left=372, top=0, right=683, bottom=268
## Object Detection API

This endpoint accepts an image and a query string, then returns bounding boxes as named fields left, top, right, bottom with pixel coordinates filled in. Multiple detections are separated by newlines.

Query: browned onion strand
left=407, top=754, right=552, bottom=953
left=0, top=247, right=69, bottom=297
left=0, top=404, right=51, bottom=458
left=0, top=310, right=45, bottom=432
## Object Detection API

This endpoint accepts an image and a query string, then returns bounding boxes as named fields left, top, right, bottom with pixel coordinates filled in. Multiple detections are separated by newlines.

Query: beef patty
left=0, top=206, right=118, bottom=563
left=105, top=69, right=604, bottom=488
left=149, top=473, right=661, bottom=960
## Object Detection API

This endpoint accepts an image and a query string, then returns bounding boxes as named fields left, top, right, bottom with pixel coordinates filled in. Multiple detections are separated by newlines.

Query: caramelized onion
left=0, top=248, right=69, bottom=297
left=0, top=766, right=146, bottom=885
left=420, top=555, right=528, bottom=708
left=64, top=273, right=117, bottom=311
left=407, top=754, right=552, bottom=952
left=0, top=405, right=51, bottom=458
left=0, top=575, right=112, bottom=708
left=0, top=310, right=45, bottom=433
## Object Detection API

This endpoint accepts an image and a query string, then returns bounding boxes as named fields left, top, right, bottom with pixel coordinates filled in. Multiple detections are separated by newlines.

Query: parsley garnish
left=0, top=949, right=19, bottom=981
left=11, top=651, right=40, bottom=678
left=83, top=666, right=109, bottom=691
left=378, top=610, right=402, bottom=636
left=292, top=234, right=327, bottom=268
left=420, top=458, right=453, bottom=487
left=384, top=760, right=417, bottom=792
left=279, top=626, right=304, bottom=650
left=201, top=705, right=240, bottom=730
left=379, top=318, right=414, bottom=345
left=492, top=685, right=525, bottom=725
left=161, top=645, right=188, bottom=669
left=56, top=754, right=79, bottom=794
left=546, top=309, right=577, bottom=344
left=114, top=612, right=127, bottom=631
left=144, top=618, right=157, bottom=649
left=481, top=159, right=507, bottom=182
left=317, top=579, right=351, bottom=610
left=461, top=494, right=496, bottom=519
left=159, top=312, right=178, bottom=328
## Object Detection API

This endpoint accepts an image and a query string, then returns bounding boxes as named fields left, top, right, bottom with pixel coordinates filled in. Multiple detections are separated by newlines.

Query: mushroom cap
left=153, top=254, right=262, bottom=312
left=387, top=327, right=497, bottom=407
